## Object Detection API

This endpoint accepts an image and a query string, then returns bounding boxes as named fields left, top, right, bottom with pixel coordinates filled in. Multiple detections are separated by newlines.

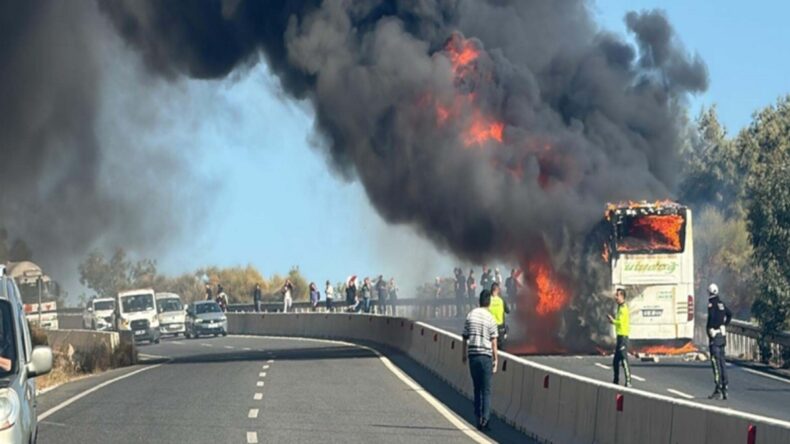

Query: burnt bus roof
left=605, top=201, right=687, bottom=219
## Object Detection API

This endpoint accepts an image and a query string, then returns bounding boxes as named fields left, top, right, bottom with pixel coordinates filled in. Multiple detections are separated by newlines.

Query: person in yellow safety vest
left=607, top=288, right=631, bottom=387
left=488, top=283, right=510, bottom=350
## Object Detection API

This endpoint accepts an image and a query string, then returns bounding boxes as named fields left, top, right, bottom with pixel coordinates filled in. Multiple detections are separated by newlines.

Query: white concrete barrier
left=228, top=313, right=790, bottom=444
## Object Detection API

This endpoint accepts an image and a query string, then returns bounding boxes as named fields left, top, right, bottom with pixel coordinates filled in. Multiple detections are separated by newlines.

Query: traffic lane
left=528, top=355, right=790, bottom=421
left=37, top=336, right=487, bottom=444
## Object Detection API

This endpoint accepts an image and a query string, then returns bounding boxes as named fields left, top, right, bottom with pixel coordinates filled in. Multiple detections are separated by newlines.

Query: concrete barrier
left=45, top=329, right=120, bottom=354
left=228, top=313, right=790, bottom=444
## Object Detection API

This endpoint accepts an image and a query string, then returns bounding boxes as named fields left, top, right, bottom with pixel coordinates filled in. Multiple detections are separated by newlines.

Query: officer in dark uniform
left=706, top=283, right=732, bottom=400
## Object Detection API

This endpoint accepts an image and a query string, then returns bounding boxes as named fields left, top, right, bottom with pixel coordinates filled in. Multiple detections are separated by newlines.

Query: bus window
left=614, top=213, right=686, bottom=254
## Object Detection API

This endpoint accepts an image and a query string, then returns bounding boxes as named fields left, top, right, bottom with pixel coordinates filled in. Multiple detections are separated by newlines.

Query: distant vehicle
left=0, top=265, right=53, bottom=444
left=155, top=293, right=185, bottom=337
left=7, top=261, right=60, bottom=330
left=115, top=289, right=161, bottom=345
left=83, top=297, right=115, bottom=331
left=605, top=201, right=694, bottom=346
left=184, top=301, right=227, bottom=339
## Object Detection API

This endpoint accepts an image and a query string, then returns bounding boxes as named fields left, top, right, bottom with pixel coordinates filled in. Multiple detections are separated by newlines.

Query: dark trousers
left=254, top=300, right=261, bottom=312
left=468, top=354, right=493, bottom=425
left=326, top=298, right=333, bottom=312
left=612, top=335, right=631, bottom=385
left=710, top=342, right=728, bottom=389
left=497, top=325, right=508, bottom=351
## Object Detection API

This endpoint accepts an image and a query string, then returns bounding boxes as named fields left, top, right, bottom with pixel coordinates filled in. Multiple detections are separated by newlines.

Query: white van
left=155, top=292, right=185, bottom=337
left=115, top=288, right=161, bottom=344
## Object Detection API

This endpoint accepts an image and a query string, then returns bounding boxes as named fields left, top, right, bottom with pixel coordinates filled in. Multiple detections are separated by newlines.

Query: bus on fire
left=605, top=201, right=694, bottom=347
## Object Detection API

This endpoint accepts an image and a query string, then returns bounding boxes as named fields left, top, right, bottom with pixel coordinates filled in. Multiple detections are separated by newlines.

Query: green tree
left=742, top=96, right=790, bottom=364
left=78, top=248, right=159, bottom=299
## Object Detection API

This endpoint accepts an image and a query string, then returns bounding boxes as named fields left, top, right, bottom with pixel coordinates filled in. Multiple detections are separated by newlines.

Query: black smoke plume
left=100, top=0, right=707, bottom=348
left=0, top=0, right=206, bottom=291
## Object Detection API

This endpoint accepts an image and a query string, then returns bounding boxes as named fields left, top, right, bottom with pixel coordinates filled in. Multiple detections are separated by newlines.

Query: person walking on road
left=375, top=275, right=387, bottom=314
left=467, top=269, right=477, bottom=300
left=325, top=280, right=335, bottom=312
left=361, top=277, right=373, bottom=313
left=309, top=282, right=320, bottom=311
left=706, top=283, right=733, bottom=400
left=252, top=283, right=262, bottom=312
left=281, top=279, right=294, bottom=313
left=607, top=288, right=631, bottom=387
left=388, top=278, right=398, bottom=315
left=488, top=283, right=511, bottom=351
left=462, top=289, right=499, bottom=431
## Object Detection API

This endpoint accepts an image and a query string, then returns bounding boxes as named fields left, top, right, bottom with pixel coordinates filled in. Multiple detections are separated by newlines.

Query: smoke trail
left=101, top=0, right=707, bottom=349
left=0, top=0, right=210, bottom=290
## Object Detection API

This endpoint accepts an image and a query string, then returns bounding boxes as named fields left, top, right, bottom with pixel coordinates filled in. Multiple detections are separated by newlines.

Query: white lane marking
left=259, top=372, right=267, bottom=378
left=248, top=408, right=259, bottom=419
left=200, top=343, right=212, bottom=347
left=39, top=364, right=163, bottom=421
left=743, top=367, right=790, bottom=385
left=594, top=362, right=644, bottom=381
left=243, top=347, right=251, bottom=351
left=253, top=393, right=263, bottom=400
left=172, top=342, right=184, bottom=346
left=267, top=359, right=274, bottom=364
left=224, top=345, right=234, bottom=350
left=667, top=388, right=694, bottom=399
left=256, top=381, right=264, bottom=387
left=139, top=353, right=168, bottom=360
left=575, top=356, right=584, bottom=360
left=262, top=365, right=270, bottom=370
left=247, top=431, right=258, bottom=443
left=235, top=334, right=493, bottom=443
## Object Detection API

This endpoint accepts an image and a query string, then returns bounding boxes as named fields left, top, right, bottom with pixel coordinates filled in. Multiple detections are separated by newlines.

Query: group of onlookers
left=248, top=276, right=399, bottom=314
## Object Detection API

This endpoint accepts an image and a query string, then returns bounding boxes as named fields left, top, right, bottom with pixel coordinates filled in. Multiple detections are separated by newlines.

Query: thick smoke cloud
left=99, top=0, right=707, bottom=347
left=0, top=0, right=207, bottom=289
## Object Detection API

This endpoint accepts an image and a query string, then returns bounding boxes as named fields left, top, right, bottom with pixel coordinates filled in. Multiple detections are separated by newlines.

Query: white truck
left=115, top=288, right=161, bottom=344
left=83, top=297, right=115, bottom=331
left=155, top=292, right=185, bottom=337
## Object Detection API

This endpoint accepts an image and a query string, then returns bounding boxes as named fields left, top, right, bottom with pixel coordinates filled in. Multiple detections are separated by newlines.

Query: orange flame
left=528, top=260, right=569, bottom=315
left=445, top=35, right=480, bottom=74
left=464, top=117, right=504, bottom=145
left=619, top=214, right=683, bottom=252
left=635, top=342, right=697, bottom=355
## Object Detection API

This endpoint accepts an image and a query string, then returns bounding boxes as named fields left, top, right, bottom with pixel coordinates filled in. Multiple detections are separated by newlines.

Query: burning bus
left=604, top=202, right=694, bottom=349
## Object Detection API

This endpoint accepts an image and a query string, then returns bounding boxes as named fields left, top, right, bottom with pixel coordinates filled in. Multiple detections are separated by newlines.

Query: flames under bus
left=605, top=202, right=694, bottom=347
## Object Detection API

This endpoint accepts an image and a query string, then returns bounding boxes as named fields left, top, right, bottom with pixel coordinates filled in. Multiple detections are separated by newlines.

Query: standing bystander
left=607, top=288, right=631, bottom=387
left=252, top=283, right=262, bottom=312
left=325, top=281, right=335, bottom=312
left=706, top=283, right=732, bottom=400
left=488, top=283, right=511, bottom=350
left=282, top=279, right=294, bottom=313
left=462, top=289, right=499, bottom=431
left=467, top=269, right=476, bottom=300
left=375, top=275, right=387, bottom=314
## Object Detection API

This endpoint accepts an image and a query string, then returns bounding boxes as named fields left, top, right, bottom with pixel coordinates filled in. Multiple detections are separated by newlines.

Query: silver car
left=184, top=301, right=228, bottom=339
left=0, top=269, right=53, bottom=444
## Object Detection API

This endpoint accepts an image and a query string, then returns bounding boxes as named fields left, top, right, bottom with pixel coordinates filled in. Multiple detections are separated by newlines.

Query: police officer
left=607, top=288, right=631, bottom=387
left=488, top=283, right=510, bottom=350
left=706, top=283, right=732, bottom=400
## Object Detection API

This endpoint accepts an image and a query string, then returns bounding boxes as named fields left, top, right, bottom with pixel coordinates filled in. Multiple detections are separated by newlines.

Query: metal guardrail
left=726, top=319, right=790, bottom=367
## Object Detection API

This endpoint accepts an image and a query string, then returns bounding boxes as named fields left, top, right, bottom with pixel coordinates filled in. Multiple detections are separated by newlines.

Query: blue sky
left=145, top=1, right=789, bottom=295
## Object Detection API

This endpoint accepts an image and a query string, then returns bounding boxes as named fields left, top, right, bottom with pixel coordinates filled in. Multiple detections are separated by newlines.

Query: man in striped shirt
left=462, top=289, right=499, bottom=431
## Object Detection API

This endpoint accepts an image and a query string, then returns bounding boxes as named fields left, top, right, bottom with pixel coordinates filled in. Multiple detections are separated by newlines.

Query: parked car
left=184, top=301, right=227, bottom=339
left=0, top=265, right=53, bottom=444
left=115, top=289, right=161, bottom=345
left=83, top=297, right=115, bottom=331
left=155, top=293, right=185, bottom=337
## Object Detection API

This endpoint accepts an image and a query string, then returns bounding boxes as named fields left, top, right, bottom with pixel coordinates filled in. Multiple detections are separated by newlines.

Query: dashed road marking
left=743, top=367, right=790, bottom=384
left=243, top=347, right=251, bottom=351
left=200, top=343, right=212, bottom=347
left=253, top=393, right=263, bottom=400
left=224, top=345, right=234, bottom=349
left=259, top=372, right=267, bottom=378
left=631, top=375, right=646, bottom=382
left=262, top=365, right=270, bottom=370
left=267, top=359, right=274, bottom=364
left=256, top=381, right=264, bottom=387
left=248, top=409, right=259, bottom=419
left=172, top=342, right=183, bottom=346
left=667, top=388, right=694, bottom=399
left=246, top=431, right=258, bottom=443
left=574, top=356, right=584, bottom=360
left=594, top=362, right=644, bottom=381
left=595, top=363, right=612, bottom=370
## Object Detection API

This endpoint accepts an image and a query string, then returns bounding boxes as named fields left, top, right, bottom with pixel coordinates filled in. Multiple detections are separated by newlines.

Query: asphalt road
left=422, top=317, right=790, bottom=422
left=36, top=335, right=532, bottom=444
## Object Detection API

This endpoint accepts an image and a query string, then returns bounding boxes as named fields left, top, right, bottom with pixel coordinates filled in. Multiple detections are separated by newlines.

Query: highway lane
left=36, top=335, right=532, bottom=444
left=422, top=317, right=790, bottom=422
